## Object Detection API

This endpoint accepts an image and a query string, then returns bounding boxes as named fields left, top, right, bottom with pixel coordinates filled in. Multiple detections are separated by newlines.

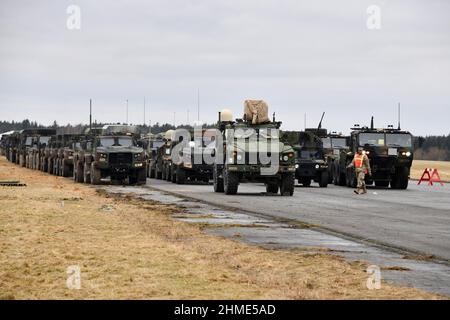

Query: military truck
left=283, top=130, right=329, bottom=188
left=337, top=118, right=413, bottom=189
left=0, top=131, right=18, bottom=161
left=169, top=129, right=214, bottom=184
left=46, top=134, right=80, bottom=177
left=319, top=133, right=350, bottom=186
left=13, top=129, right=55, bottom=168
left=73, top=125, right=146, bottom=185
left=145, top=133, right=166, bottom=178
left=213, top=100, right=296, bottom=196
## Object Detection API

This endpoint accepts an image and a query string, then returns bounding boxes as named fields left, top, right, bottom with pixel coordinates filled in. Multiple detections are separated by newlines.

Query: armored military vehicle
left=319, top=133, right=350, bottom=186
left=213, top=100, right=296, bottom=196
left=169, top=129, right=214, bottom=184
left=337, top=117, right=413, bottom=189
left=0, top=131, right=18, bottom=161
left=13, top=129, right=55, bottom=168
left=73, top=125, right=146, bottom=185
left=47, top=134, right=80, bottom=177
left=145, top=133, right=165, bottom=178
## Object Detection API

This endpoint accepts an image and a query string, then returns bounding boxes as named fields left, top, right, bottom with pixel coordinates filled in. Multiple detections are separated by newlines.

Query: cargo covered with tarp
left=243, top=100, right=270, bottom=124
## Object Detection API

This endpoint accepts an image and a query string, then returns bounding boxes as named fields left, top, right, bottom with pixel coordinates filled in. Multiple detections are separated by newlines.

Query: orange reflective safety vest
left=354, top=153, right=369, bottom=174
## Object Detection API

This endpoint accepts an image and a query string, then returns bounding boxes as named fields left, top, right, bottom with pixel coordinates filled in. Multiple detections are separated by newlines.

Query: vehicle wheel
left=332, top=164, right=339, bottom=186
left=165, top=165, right=172, bottom=182
left=176, top=167, right=186, bottom=185
left=280, top=173, right=295, bottom=196
left=223, top=167, right=239, bottom=195
left=61, top=159, right=70, bottom=177
left=300, top=178, right=311, bottom=187
left=90, top=163, right=101, bottom=185
left=375, top=181, right=389, bottom=188
left=213, top=165, right=224, bottom=193
left=75, top=162, right=84, bottom=183
left=266, top=182, right=279, bottom=194
left=83, top=162, right=91, bottom=184
left=319, top=171, right=328, bottom=188
left=391, top=167, right=409, bottom=190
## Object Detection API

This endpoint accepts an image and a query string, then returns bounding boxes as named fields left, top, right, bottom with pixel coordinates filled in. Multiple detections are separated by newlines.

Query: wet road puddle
left=99, top=185, right=450, bottom=296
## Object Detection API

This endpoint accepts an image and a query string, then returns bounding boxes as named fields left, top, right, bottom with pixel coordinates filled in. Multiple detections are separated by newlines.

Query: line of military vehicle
left=0, top=100, right=414, bottom=196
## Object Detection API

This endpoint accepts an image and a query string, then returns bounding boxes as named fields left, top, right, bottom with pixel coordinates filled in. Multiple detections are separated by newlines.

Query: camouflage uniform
left=350, top=152, right=371, bottom=194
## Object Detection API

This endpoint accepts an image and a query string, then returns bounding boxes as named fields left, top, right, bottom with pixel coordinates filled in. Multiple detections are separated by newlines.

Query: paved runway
left=145, top=178, right=450, bottom=262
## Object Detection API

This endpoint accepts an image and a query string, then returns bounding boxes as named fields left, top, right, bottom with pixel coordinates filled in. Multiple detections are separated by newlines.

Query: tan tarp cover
left=244, top=100, right=270, bottom=124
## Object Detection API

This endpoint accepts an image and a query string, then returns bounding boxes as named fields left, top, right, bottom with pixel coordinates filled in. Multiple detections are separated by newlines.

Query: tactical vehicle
left=46, top=134, right=79, bottom=177
left=320, top=133, right=350, bottom=186
left=14, top=129, right=55, bottom=168
left=145, top=133, right=166, bottom=178
left=73, top=125, right=146, bottom=185
left=169, top=129, right=214, bottom=184
left=213, top=100, right=296, bottom=196
left=154, top=130, right=175, bottom=181
left=337, top=118, right=413, bottom=189
left=280, top=113, right=329, bottom=188
left=0, top=131, right=18, bottom=162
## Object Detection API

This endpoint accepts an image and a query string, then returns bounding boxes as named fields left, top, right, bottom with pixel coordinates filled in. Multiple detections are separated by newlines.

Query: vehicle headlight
left=405, top=151, right=411, bottom=157
left=283, top=155, right=289, bottom=161
left=229, top=157, right=234, bottom=164
left=315, top=164, right=320, bottom=169
left=237, top=154, right=243, bottom=161
left=295, top=164, right=299, bottom=169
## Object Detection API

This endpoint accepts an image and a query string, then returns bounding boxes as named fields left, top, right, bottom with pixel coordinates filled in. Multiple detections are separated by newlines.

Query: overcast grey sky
left=0, top=0, right=449, bottom=135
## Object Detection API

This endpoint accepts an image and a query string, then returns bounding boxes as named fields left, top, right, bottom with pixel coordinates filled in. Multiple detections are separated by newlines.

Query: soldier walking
left=348, top=147, right=371, bottom=194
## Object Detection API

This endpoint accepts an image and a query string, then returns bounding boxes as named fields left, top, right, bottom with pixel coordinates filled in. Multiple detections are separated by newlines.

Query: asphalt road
left=145, top=178, right=450, bottom=262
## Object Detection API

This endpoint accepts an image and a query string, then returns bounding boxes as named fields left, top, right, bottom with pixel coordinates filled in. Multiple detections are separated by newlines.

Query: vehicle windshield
left=233, top=128, right=256, bottom=139
left=151, top=141, right=164, bottom=149
left=298, top=150, right=323, bottom=160
left=359, top=133, right=385, bottom=146
left=25, top=137, right=33, bottom=146
left=386, top=134, right=412, bottom=147
left=39, top=136, right=51, bottom=145
left=259, top=129, right=280, bottom=139
left=321, top=138, right=331, bottom=149
left=99, top=137, right=135, bottom=147
left=331, top=138, right=347, bottom=148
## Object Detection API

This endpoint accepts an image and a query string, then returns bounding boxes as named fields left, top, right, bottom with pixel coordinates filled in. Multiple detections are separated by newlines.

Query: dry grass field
left=411, top=160, right=450, bottom=181
left=0, top=157, right=443, bottom=300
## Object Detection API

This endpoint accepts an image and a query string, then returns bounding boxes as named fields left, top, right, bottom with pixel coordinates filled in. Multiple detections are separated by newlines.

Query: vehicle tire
left=90, top=163, right=101, bottom=185
left=223, top=167, right=239, bottom=195
left=47, top=159, right=53, bottom=174
left=391, top=167, right=409, bottom=190
left=83, top=162, right=91, bottom=184
left=156, top=168, right=162, bottom=180
left=280, top=173, right=295, bottom=196
left=213, top=165, right=224, bottom=193
left=266, top=182, right=279, bottom=194
left=20, top=155, right=25, bottom=167
left=300, top=178, right=311, bottom=187
left=176, top=167, right=186, bottom=185
left=74, top=162, right=84, bottom=183
left=375, top=181, right=389, bottom=188
left=61, top=159, right=70, bottom=177
left=319, top=171, right=328, bottom=188
left=165, top=165, right=172, bottom=182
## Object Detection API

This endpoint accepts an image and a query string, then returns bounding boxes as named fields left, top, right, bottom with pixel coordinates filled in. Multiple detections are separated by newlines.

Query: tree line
left=1, top=119, right=449, bottom=161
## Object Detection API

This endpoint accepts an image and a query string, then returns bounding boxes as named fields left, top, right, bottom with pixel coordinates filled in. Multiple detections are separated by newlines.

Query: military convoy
left=0, top=103, right=415, bottom=193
